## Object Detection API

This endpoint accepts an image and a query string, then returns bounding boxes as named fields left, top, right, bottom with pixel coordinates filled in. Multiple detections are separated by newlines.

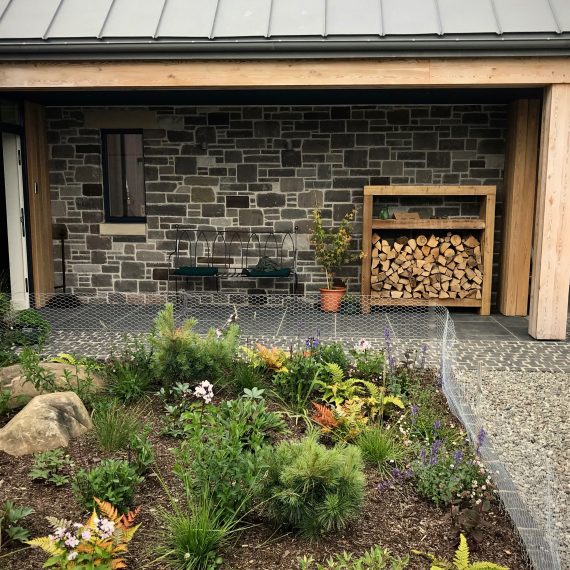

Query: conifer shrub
left=260, top=435, right=365, bottom=537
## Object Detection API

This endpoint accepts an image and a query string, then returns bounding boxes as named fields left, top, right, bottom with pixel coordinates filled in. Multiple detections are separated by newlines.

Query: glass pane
left=105, top=134, right=124, bottom=218
left=123, top=134, right=145, bottom=218
left=104, top=132, right=145, bottom=220
left=0, top=100, right=22, bottom=126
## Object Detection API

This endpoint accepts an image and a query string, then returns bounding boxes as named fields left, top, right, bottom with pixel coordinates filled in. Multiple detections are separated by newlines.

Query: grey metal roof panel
left=100, top=0, right=165, bottom=38
left=212, top=0, right=271, bottom=38
left=45, top=0, right=114, bottom=39
left=156, top=0, right=217, bottom=38
left=270, top=0, right=325, bottom=37
left=326, top=0, right=380, bottom=36
left=493, top=0, right=558, bottom=33
left=382, top=0, right=440, bottom=36
left=0, top=0, right=61, bottom=38
left=438, top=0, right=499, bottom=34
left=549, top=0, right=570, bottom=31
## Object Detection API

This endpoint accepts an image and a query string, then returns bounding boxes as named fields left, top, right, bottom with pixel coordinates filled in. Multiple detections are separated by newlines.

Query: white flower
left=184, top=553, right=191, bottom=560
left=68, top=551, right=78, bottom=561
left=194, top=380, right=214, bottom=404
left=475, top=499, right=482, bottom=505
left=81, top=529, right=91, bottom=541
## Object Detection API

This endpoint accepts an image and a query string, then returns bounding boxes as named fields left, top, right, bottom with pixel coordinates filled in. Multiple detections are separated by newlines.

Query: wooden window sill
left=99, top=223, right=146, bottom=236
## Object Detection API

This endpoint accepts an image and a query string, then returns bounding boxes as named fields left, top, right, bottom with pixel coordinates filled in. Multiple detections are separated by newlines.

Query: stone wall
left=47, top=104, right=507, bottom=300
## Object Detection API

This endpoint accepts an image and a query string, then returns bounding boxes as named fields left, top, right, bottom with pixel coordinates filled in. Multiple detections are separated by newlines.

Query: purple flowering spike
left=453, top=450, right=463, bottom=465
left=419, top=448, right=427, bottom=463
left=476, top=427, right=487, bottom=451
left=433, top=420, right=441, bottom=431
left=430, top=439, right=442, bottom=464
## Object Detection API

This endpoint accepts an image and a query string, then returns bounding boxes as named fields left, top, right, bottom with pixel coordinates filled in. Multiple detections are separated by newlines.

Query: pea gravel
left=456, top=369, right=570, bottom=569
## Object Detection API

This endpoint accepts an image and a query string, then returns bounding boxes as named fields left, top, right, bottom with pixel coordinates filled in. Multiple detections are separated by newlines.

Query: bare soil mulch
left=0, top=394, right=528, bottom=570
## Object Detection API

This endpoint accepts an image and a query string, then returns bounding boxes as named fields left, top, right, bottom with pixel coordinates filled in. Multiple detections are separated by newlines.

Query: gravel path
left=456, top=369, right=569, bottom=569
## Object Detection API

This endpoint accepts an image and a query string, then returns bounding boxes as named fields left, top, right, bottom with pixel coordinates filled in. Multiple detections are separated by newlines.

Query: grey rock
left=0, top=392, right=92, bottom=456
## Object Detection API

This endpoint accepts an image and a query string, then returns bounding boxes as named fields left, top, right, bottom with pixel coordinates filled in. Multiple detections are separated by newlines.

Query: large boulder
left=0, top=392, right=92, bottom=456
left=0, top=362, right=105, bottom=408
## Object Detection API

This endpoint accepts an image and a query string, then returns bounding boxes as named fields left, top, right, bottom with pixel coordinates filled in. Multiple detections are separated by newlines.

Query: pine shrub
left=261, top=435, right=365, bottom=537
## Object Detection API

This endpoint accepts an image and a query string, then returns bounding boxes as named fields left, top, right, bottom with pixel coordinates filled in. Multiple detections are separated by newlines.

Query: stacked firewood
left=370, top=233, right=483, bottom=300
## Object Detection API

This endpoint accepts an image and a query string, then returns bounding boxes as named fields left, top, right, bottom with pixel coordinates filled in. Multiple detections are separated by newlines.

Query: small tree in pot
left=310, top=208, right=361, bottom=312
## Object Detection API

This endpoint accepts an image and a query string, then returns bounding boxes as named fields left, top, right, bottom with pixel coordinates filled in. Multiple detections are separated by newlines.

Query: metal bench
left=168, top=225, right=298, bottom=293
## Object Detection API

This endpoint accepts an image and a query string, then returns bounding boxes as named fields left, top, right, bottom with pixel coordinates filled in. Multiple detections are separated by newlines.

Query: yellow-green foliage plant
left=299, top=544, right=409, bottom=569
left=27, top=498, right=140, bottom=569
left=413, top=534, right=509, bottom=570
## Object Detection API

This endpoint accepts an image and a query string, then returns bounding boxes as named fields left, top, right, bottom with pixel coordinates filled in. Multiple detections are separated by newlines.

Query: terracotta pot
left=319, top=286, right=347, bottom=313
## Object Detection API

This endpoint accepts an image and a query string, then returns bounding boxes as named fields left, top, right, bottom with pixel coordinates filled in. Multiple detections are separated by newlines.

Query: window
left=101, top=130, right=146, bottom=222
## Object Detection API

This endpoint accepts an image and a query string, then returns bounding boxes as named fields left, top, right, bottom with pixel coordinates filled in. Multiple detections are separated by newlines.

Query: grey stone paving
left=38, top=300, right=570, bottom=372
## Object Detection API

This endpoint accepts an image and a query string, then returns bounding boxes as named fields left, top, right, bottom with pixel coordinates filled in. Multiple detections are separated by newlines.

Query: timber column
left=529, top=85, right=570, bottom=340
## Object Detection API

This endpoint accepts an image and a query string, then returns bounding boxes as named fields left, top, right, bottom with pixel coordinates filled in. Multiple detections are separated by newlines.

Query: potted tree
left=310, top=208, right=361, bottom=312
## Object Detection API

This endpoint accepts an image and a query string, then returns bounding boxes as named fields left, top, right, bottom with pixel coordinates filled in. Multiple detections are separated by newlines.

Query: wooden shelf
left=361, top=185, right=496, bottom=315
left=371, top=218, right=485, bottom=230
left=368, top=295, right=482, bottom=308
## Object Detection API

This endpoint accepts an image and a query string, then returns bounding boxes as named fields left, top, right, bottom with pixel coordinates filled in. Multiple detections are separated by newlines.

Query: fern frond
left=94, top=497, right=119, bottom=523
left=311, top=402, right=339, bottom=429
left=119, top=523, right=140, bottom=543
left=46, top=516, right=71, bottom=530
left=469, top=564, right=509, bottom=570
left=255, top=343, right=288, bottom=371
left=383, top=395, right=405, bottom=409
left=325, top=362, right=344, bottom=384
left=27, top=536, right=65, bottom=556
left=453, top=534, right=470, bottom=570
left=119, top=506, right=141, bottom=529
left=111, top=559, right=127, bottom=569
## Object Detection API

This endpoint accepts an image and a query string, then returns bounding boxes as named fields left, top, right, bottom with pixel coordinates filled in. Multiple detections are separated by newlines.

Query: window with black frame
left=101, top=130, right=146, bottom=222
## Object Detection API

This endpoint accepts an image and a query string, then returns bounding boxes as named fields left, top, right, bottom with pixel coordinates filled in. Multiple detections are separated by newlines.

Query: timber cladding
left=46, top=103, right=507, bottom=299
left=1, top=58, right=570, bottom=89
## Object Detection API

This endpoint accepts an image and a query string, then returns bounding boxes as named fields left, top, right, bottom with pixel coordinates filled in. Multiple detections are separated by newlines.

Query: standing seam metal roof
left=0, top=0, right=569, bottom=57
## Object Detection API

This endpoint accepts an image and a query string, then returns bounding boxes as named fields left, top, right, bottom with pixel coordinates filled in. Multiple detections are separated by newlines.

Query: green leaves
left=0, top=500, right=34, bottom=549
left=29, top=449, right=74, bottom=487
left=261, top=436, right=365, bottom=537
left=310, top=208, right=361, bottom=288
left=72, top=459, right=143, bottom=514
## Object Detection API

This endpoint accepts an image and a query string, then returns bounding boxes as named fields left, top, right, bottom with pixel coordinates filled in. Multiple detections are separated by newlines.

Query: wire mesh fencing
left=21, top=291, right=449, bottom=360
left=5, top=290, right=564, bottom=568
left=443, top=363, right=563, bottom=570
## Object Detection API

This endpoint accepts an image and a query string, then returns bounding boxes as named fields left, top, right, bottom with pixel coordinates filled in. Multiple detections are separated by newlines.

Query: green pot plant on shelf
left=310, top=208, right=362, bottom=313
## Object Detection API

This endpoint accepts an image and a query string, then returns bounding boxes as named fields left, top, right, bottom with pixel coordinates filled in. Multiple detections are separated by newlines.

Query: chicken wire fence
left=7, top=291, right=563, bottom=568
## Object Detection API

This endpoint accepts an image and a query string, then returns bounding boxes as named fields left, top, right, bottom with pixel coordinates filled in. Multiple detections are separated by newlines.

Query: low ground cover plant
left=0, top=501, right=33, bottom=550
left=29, top=449, right=74, bottom=487
left=72, top=459, right=143, bottom=514
left=299, top=545, right=409, bottom=570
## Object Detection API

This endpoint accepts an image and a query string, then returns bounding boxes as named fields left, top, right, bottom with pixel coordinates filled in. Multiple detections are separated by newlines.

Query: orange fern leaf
left=94, top=498, right=119, bottom=523
left=311, top=402, right=339, bottom=428
left=119, top=506, right=141, bottom=529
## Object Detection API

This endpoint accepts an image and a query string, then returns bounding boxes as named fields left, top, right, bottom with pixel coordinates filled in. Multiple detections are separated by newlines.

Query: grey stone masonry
left=47, top=104, right=506, bottom=298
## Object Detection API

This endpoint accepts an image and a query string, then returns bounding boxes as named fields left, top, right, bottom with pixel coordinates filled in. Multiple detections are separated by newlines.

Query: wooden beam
left=24, top=102, right=54, bottom=306
left=498, top=99, right=540, bottom=316
left=529, top=85, right=570, bottom=339
left=1, top=57, right=570, bottom=90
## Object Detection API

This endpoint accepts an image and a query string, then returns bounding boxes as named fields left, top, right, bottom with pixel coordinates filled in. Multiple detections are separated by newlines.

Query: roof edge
left=1, top=36, right=570, bottom=60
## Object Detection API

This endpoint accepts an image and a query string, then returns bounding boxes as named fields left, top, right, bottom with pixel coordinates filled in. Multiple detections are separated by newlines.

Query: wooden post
left=479, top=192, right=496, bottom=316
left=24, top=102, right=54, bottom=307
left=361, top=194, right=373, bottom=313
left=529, top=85, right=570, bottom=340
left=498, top=99, right=540, bottom=316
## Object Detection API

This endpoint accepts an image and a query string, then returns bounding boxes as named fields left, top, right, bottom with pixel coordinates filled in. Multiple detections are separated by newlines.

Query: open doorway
left=0, top=132, right=29, bottom=309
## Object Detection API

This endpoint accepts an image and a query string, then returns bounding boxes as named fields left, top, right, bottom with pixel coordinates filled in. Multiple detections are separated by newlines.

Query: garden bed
left=0, top=303, right=528, bottom=569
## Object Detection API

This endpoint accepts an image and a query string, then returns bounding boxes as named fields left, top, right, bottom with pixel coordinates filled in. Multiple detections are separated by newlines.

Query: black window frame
left=101, top=128, right=146, bottom=223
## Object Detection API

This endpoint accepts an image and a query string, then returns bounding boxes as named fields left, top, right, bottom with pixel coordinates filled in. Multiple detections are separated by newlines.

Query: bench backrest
left=170, top=226, right=298, bottom=272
